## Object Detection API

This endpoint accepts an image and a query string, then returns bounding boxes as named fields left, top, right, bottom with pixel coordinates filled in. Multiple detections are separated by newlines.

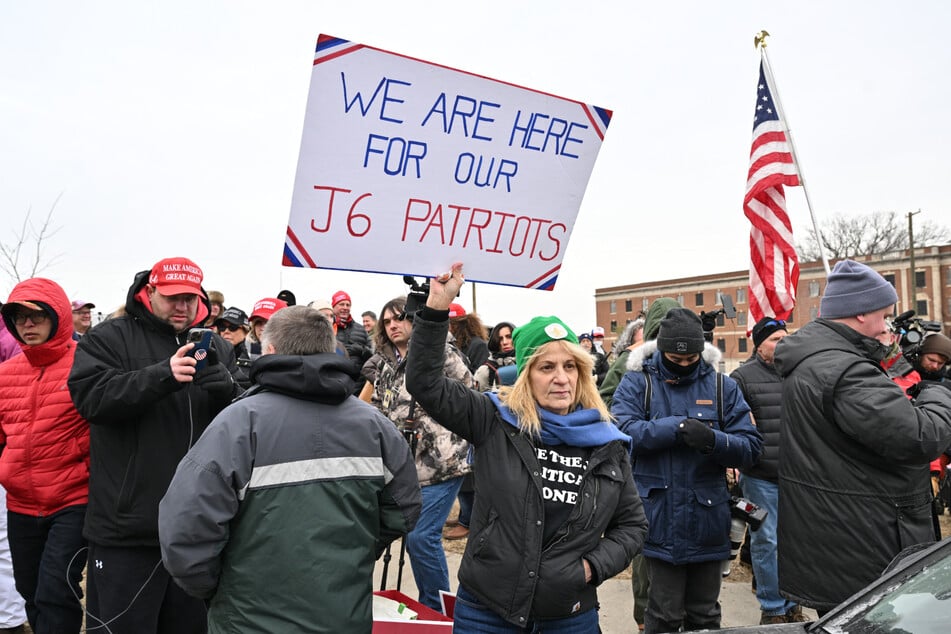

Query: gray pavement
left=374, top=542, right=817, bottom=632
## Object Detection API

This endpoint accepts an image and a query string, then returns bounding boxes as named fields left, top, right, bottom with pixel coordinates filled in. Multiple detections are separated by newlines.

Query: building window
left=916, top=300, right=928, bottom=317
left=695, top=292, right=704, bottom=306
left=915, top=270, right=926, bottom=288
left=738, top=338, right=748, bottom=353
left=810, top=306, right=819, bottom=321
left=625, top=299, right=633, bottom=312
left=610, top=320, right=618, bottom=333
left=736, top=288, right=747, bottom=304
left=883, top=273, right=896, bottom=287
left=677, top=294, right=684, bottom=306
left=946, top=267, right=951, bottom=285
left=642, top=297, right=650, bottom=311
left=610, top=300, right=616, bottom=314
left=716, top=338, right=726, bottom=353
left=809, top=280, right=821, bottom=297
left=715, top=290, right=723, bottom=305
left=716, top=313, right=725, bottom=327
left=737, top=311, right=747, bottom=326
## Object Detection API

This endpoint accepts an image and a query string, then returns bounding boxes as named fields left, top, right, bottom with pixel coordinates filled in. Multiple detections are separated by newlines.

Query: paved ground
left=373, top=541, right=818, bottom=632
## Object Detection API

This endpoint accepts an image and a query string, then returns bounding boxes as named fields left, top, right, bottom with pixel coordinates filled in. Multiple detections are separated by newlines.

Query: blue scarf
left=487, top=393, right=631, bottom=449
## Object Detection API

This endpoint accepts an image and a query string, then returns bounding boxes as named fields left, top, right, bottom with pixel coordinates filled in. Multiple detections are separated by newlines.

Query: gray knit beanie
left=819, top=260, right=898, bottom=319
left=656, top=308, right=705, bottom=354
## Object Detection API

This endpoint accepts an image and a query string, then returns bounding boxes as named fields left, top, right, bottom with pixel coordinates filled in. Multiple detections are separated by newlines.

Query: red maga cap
left=148, top=257, right=203, bottom=295
left=250, top=297, right=288, bottom=322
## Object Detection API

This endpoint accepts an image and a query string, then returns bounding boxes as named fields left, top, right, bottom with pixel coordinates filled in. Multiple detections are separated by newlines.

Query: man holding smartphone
left=68, top=256, right=238, bottom=634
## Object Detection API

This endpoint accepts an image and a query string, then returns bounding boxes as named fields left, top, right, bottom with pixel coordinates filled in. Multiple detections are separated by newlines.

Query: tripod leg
left=396, top=536, right=408, bottom=592
left=380, top=542, right=392, bottom=591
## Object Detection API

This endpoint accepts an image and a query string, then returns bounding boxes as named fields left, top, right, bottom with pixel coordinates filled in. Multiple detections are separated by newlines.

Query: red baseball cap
left=332, top=291, right=351, bottom=307
left=448, top=303, right=467, bottom=318
left=148, top=257, right=203, bottom=296
left=250, top=297, right=288, bottom=322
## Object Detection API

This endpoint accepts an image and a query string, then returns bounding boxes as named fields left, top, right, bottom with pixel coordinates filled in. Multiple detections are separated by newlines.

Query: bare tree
left=0, top=194, right=63, bottom=284
left=797, top=210, right=950, bottom=262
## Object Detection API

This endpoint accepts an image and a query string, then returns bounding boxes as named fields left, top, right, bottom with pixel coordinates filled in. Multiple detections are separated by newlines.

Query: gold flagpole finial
left=754, top=30, right=770, bottom=49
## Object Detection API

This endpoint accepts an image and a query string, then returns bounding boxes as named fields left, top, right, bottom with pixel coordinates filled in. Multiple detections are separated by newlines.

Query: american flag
left=744, top=59, right=800, bottom=324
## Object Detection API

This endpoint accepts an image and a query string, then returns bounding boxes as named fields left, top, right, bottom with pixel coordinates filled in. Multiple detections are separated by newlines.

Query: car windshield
left=827, top=547, right=951, bottom=634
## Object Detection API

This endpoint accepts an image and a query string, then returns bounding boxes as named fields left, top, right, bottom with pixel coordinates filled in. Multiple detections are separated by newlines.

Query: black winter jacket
left=406, top=310, right=647, bottom=627
left=68, top=271, right=239, bottom=547
left=774, top=318, right=951, bottom=610
left=730, top=354, right=783, bottom=482
left=336, top=318, right=370, bottom=364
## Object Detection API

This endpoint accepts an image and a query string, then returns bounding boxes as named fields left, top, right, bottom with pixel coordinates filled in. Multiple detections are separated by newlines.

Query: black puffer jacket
left=773, top=318, right=951, bottom=611
left=68, top=270, right=239, bottom=547
left=730, top=354, right=782, bottom=482
left=406, top=310, right=646, bottom=627
left=336, top=318, right=370, bottom=365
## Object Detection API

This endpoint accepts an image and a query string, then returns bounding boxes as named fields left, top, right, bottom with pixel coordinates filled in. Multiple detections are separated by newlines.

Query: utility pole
left=907, top=209, right=921, bottom=308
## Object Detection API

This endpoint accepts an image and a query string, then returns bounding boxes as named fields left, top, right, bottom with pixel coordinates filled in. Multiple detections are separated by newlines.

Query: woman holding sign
left=405, top=263, right=646, bottom=632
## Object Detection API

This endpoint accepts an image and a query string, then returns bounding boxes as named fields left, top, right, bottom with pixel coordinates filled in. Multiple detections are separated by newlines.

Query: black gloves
left=194, top=362, right=235, bottom=399
left=679, top=418, right=715, bottom=453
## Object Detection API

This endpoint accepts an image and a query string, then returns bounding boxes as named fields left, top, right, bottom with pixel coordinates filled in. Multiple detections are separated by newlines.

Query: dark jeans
left=7, top=505, right=87, bottom=634
left=457, top=490, right=474, bottom=528
left=85, top=543, right=207, bottom=634
left=645, top=557, right=722, bottom=634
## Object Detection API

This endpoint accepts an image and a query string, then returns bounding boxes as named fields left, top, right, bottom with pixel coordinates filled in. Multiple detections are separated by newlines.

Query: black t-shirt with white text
left=535, top=443, right=592, bottom=545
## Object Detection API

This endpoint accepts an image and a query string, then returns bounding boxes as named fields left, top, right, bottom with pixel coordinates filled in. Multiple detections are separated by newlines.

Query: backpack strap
left=642, top=369, right=653, bottom=420
left=717, top=371, right=723, bottom=424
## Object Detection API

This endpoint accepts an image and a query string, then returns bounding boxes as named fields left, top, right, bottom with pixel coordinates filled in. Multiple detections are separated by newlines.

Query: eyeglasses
left=218, top=323, right=243, bottom=332
left=13, top=310, right=49, bottom=326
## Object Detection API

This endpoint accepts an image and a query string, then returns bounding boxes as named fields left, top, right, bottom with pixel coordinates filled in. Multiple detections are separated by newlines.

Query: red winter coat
left=0, top=277, right=90, bottom=515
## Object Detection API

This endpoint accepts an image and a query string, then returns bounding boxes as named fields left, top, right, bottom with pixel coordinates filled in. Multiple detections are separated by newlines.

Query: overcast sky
left=2, top=1, right=949, bottom=332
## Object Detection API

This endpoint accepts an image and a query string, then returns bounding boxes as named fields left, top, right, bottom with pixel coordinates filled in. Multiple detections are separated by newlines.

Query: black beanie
left=751, top=316, right=787, bottom=349
left=656, top=308, right=705, bottom=354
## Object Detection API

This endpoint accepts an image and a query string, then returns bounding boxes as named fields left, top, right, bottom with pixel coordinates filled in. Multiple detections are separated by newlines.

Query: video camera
left=699, top=294, right=737, bottom=343
left=401, top=276, right=431, bottom=320
left=890, top=310, right=942, bottom=361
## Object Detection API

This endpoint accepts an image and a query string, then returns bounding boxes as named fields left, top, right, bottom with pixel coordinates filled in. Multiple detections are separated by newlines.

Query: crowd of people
left=0, top=256, right=950, bottom=633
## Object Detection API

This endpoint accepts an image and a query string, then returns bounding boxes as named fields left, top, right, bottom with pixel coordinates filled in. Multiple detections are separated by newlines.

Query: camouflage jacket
left=367, top=341, right=473, bottom=486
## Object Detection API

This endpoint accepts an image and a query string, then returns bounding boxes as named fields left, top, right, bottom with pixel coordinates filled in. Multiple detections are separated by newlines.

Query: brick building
left=595, top=244, right=951, bottom=372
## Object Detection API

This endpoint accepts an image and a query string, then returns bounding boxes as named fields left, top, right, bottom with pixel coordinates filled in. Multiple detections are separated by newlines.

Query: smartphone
left=185, top=328, right=214, bottom=372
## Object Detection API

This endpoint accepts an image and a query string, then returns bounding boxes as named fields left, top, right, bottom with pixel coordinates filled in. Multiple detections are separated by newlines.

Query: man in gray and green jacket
left=159, top=305, right=421, bottom=633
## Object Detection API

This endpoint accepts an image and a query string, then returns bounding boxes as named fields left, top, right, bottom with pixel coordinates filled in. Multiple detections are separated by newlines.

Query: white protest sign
left=284, top=34, right=611, bottom=290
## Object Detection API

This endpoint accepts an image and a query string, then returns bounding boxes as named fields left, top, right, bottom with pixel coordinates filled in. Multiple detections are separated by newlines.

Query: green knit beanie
left=644, top=297, right=681, bottom=341
left=512, top=316, right=578, bottom=374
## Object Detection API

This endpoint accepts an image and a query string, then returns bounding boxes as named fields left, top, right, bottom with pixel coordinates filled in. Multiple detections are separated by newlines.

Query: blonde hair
left=499, top=339, right=612, bottom=436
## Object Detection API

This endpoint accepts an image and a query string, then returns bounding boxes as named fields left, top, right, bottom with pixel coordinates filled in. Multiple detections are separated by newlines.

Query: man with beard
left=68, top=257, right=239, bottom=634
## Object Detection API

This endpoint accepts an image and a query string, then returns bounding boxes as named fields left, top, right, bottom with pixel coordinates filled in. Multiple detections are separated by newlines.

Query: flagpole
left=756, top=32, right=831, bottom=276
